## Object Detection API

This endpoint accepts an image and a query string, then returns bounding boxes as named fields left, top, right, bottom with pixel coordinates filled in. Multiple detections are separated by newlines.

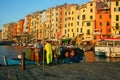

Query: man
left=34, top=39, right=43, bottom=65
left=44, top=40, right=52, bottom=66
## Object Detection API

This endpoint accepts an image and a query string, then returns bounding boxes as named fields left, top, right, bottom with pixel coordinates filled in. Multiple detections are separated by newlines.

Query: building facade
left=111, top=0, right=120, bottom=37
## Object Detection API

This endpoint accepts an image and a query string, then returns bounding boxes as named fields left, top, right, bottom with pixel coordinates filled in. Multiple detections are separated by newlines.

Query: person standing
left=44, top=41, right=52, bottom=66
left=54, top=42, right=61, bottom=64
left=34, top=39, right=43, bottom=65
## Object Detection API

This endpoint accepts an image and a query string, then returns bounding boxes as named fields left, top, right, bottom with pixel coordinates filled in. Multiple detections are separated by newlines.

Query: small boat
left=7, top=58, right=36, bottom=65
left=95, top=38, right=120, bottom=57
left=0, top=41, right=15, bottom=45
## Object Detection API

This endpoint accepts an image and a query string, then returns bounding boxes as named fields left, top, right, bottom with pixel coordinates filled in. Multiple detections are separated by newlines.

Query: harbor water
left=0, top=46, right=120, bottom=65
left=0, top=46, right=26, bottom=64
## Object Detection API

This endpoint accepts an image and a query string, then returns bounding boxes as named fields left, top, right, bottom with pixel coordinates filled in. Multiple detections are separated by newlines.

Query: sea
left=0, top=45, right=120, bottom=65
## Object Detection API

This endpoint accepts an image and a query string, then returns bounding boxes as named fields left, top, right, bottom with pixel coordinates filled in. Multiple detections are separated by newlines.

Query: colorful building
left=79, top=1, right=96, bottom=45
left=111, top=0, right=120, bottom=38
left=2, top=24, right=9, bottom=41
left=95, top=0, right=111, bottom=40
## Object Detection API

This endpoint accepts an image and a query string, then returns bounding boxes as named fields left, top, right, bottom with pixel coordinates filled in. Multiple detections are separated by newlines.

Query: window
left=77, top=22, right=79, bottom=25
left=72, top=29, right=73, bottom=32
left=73, top=33, right=75, bottom=37
left=69, top=12, right=70, bottom=15
left=99, top=22, right=102, bottom=26
left=65, top=24, right=67, bottom=27
left=116, top=23, right=119, bottom=29
left=116, top=1, right=119, bottom=6
left=99, top=15, right=102, bottom=19
left=65, top=12, right=67, bottom=15
left=114, top=8, right=117, bottom=12
left=87, top=29, right=90, bottom=35
left=77, top=28, right=79, bottom=32
left=68, top=29, right=70, bottom=32
left=65, top=30, right=66, bottom=34
left=119, top=7, right=120, bottom=11
left=77, top=16, right=80, bottom=19
left=90, top=9, right=93, bottom=12
left=71, top=23, right=73, bottom=26
left=56, top=18, right=58, bottom=21
left=65, top=18, right=67, bottom=21
left=106, top=22, right=110, bottom=26
left=82, top=15, right=86, bottom=20
left=81, top=28, right=83, bottom=32
left=87, top=22, right=91, bottom=26
left=90, top=3, right=93, bottom=6
left=90, top=16, right=93, bottom=19
left=72, top=17, right=74, bottom=20
left=82, top=22, right=84, bottom=26
left=109, top=15, right=111, bottom=18
left=116, top=15, right=119, bottom=21
left=83, top=10, right=85, bottom=12
left=72, top=11, right=74, bottom=14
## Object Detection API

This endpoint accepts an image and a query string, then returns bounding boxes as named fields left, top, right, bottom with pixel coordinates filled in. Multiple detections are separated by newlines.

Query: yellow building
left=64, top=4, right=78, bottom=39
left=111, top=0, right=120, bottom=37
left=80, top=1, right=96, bottom=44
left=45, top=8, right=52, bottom=39
left=30, top=11, right=41, bottom=40
left=2, top=22, right=17, bottom=41
left=2, top=24, right=9, bottom=41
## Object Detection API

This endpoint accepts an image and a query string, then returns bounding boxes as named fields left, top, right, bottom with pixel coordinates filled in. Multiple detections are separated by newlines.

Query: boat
left=95, top=38, right=120, bottom=57
left=0, top=41, right=16, bottom=45
left=7, top=58, right=37, bottom=65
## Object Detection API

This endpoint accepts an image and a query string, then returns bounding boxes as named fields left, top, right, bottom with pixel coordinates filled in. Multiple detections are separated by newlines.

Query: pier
left=0, top=62, right=120, bottom=80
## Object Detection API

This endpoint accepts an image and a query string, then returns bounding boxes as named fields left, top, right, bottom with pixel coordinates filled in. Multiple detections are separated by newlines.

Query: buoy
left=18, top=55, right=21, bottom=59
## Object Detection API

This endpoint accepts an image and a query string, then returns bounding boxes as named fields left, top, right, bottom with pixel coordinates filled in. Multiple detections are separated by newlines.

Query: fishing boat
left=95, top=38, right=120, bottom=57
left=6, top=58, right=37, bottom=65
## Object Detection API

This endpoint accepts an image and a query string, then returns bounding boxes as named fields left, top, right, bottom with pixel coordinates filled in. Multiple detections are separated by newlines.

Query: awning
left=102, top=38, right=120, bottom=41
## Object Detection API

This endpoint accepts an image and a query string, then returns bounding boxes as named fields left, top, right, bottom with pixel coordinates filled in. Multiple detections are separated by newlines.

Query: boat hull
left=95, top=46, right=120, bottom=57
left=7, top=58, right=36, bottom=65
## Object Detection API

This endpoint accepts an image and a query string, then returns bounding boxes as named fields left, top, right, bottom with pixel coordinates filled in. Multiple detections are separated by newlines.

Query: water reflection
left=0, top=46, right=26, bottom=64
left=85, top=51, right=120, bottom=62
left=84, top=51, right=95, bottom=62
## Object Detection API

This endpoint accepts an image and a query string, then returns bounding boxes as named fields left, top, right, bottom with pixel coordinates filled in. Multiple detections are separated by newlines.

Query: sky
left=0, top=0, right=90, bottom=30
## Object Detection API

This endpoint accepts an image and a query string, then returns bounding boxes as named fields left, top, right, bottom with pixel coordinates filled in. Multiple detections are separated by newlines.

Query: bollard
left=3, top=56, right=8, bottom=66
left=21, top=52, right=25, bottom=70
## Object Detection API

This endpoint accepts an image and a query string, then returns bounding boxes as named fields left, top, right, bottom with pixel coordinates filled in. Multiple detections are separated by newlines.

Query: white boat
left=95, top=38, right=120, bottom=57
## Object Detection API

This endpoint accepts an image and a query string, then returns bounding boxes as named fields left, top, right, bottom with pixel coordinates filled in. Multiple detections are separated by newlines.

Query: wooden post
left=42, top=22, right=45, bottom=69
left=3, top=56, right=8, bottom=66
left=21, top=52, right=25, bottom=70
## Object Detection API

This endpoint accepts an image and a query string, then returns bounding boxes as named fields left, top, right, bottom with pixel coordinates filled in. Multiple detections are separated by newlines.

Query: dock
left=0, top=62, right=120, bottom=80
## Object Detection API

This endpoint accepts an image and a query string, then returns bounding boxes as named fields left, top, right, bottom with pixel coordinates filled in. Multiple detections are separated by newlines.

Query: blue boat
left=0, top=41, right=15, bottom=45
left=7, top=58, right=36, bottom=65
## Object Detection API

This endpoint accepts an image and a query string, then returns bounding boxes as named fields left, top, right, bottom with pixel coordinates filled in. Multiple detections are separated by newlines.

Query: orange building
left=13, top=23, right=17, bottom=37
left=95, top=1, right=111, bottom=40
left=17, top=19, right=24, bottom=36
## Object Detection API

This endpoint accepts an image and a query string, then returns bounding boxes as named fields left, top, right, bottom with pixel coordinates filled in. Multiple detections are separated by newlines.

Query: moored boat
left=95, top=38, right=120, bottom=57
left=7, top=58, right=36, bottom=65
